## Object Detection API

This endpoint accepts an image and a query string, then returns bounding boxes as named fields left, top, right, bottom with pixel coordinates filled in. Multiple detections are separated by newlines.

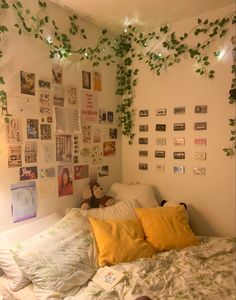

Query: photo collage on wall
left=138, top=105, right=208, bottom=175
left=7, top=66, right=118, bottom=222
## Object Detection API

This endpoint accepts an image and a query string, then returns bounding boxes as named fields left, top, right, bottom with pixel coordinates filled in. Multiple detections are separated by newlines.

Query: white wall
left=0, top=0, right=122, bottom=232
left=122, top=5, right=235, bottom=237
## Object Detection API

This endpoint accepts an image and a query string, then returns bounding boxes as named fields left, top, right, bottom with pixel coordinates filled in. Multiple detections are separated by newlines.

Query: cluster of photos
left=138, top=105, right=208, bottom=175
left=7, top=66, right=118, bottom=223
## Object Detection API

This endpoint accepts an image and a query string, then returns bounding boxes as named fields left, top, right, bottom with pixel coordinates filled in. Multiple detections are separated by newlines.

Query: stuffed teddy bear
left=80, top=182, right=116, bottom=209
left=161, top=199, right=187, bottom=210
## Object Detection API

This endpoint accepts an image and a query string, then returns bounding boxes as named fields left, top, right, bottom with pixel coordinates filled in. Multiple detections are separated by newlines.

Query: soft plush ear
left=161, top=200, right=187, bottom=210
left=179, top=202, right=187, bottom=210
left=160, top=200, right=167, bottom=206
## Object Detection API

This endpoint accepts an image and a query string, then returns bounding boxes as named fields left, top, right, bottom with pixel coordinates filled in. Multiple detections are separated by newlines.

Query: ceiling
left=50, top=0, right=234, bottom=33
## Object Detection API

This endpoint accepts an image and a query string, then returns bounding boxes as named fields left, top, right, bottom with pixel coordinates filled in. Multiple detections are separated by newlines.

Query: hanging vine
left=0, top=0, right=235, bottom=151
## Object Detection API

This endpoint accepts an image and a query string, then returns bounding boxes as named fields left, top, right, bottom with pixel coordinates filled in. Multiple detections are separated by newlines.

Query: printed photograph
left=173, top=152, right=185, bottom=159
left=103, top=141, right=116, bottom=156
left=19, top=166, right=38, bottom=181
left=98, top=165, right=109, bottom=177
left=174, top=106, right=185, bottom=114
left=40, top=124, right=52, bottom=140
left=82, top=70, right=91, bottom=89
left=107, top=111, right=114, bottom=124
left=139, top=163, right=148, bottom=170
left=56, top=135, right=72, bottom=162
left=39, top=91, right=52, bottom=115
left=156, top=108, right=167, bottom=116
left=173, top=137, right=185, bottom=146
left=52, top=64, right=63, bottom=85
left=139, top=150, right=148, bottom=157
left=173, top=166, right=185, bottom=174
left=53, top=85, right=65, bottom=106
left=174, top=123, right=185, bottom=131
left=109, top=128, right=117, bottom=139
left=155, top=150, right=165, bottom=158
left=93, top=71, right=102, bottom=92
left=39, top=167, right=55, bottom=179
left=194, top=122, right=207, bottom=130
left=193, top=167, right=206, bottom=175
left=139, top=125, right=149, bottom=132
left=156, top=124, right=166, bottom=131
left=8, top=145, right=22, bottom=168
left=20, top=71, right=35, bottom=95
left=27, top=119, right=39, bottom=139
left=194, top=138, right=207, bottom=145
left=74, top=165, right=89, bottom=180
left=38, top=79, right=51, bottom=90
left=24, top=141, right=37, bottom=163
left=139, top=137, right=148, bottom=144
left=195, top=105, right=208, bottom=113
left=194, top=152, right=207, bottom=160
left=58, top=164, right=73, bottom=196
left=11, top=181, right=37, bottom=223
left=42, top=143, right=54, bottom=163
left=5, top=118, right=22, bottom=144
left=99, top=109, right=107, bottom=124
left=139, top=109, right=149, bottom=117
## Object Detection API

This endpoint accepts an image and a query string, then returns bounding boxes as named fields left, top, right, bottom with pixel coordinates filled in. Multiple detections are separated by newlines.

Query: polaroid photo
left=195, top=105, right=208, bottom=113
left=193, top=167, right=206, bottom=175
left=20, top=71, right=35, bottom=95
left=156, top=138, right=166, bottom=145
left=139, top=163, right=148, bottom=170
left=194, top=122, right=207, bottom=130
left=156, top=164, right=165, bottom=172
left=156, top=108, right=166, bottom=116
left=139, top=138, right=148, bottom=144
left=194, top=138, right=207, bottom=145
left=173, top=137, right=185, bottom=146
left=174, top=107, right=185, bottom=114
left=156, top=124, right=166, bottom=131
left=139, top=110, right=149, bottom=117
left=155, top=150, right=165, bottom=158
left=194, top=152, right=207, bottom=160
left=174, top=123, right=185, bottom=131
left=173, top=166, right=185, bottom=174
left=139, top=125, right=149, bottom=132
left=139, top=150, right=148, bottom=157
left=173, top=152, right=185, bottom=159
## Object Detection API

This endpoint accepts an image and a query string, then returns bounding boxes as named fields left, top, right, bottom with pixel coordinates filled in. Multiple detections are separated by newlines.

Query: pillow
left=89, top=217, right=154, bottom=267
left=10, top=209, right=97, bottom=299
left=135, top=206, right=198, bottom=251
left=0, top=212, right=62, bottom=291
left=79, top=198, right=141, bottom=220
left=109, top=183, right=159, bottom=208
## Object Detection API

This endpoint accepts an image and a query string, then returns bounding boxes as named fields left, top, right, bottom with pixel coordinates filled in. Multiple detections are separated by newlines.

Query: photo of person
left=58, top=165, right=73, bottom=196
left=93, top=71, right=102, bottom=92
left=52, top=64, right=63, bottom=85
left=27, top=119, right=39, bottom=139
left=82, top=71, right=91, bottom=89
left=19, top=166, right=38, bottom=180
left=107, top=111, right=114, bottom=124
left=20, top=71, right=35, bottom=95
left=74, top=165, right=89, bottom=180
left=40, top=124, right=52, bottom=140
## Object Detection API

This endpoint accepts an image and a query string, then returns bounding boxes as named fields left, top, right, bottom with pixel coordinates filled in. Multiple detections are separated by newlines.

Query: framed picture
left=155, top=150, right=165, bottom=158
left=195, top=105, right=208, bottom=113
left=173, top=152, right=185, bottom=159
left=139, top=150, right=148, bottom=157
left=139, top=125, right=149, bottom=132
left=139, top=163, right=148, bottom=170
left=174, top=123, right=185, bottom=131
left=173, top=137, right=185, bottom=146
left=139, top=110, right=149, bottom=117
left=156, top=124, right=166, bottom=131
left=139, top=138, right=148, bottom=144
left=194, top=138, right=207, bottom=145
left=156, top=138, right=166, bottom=145
left=194, top=122, right=207, bottom=130
left=173, top=166, right=185, bottom=174
left=174, top=107, right=185, bottom=114
left=156, top=108, right=166, bottom=116
left=193, top=167, right=206, bottom=175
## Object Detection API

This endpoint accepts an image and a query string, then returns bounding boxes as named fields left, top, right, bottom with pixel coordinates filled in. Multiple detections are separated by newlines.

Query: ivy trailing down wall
left=0, top=0, right=235, bottom=153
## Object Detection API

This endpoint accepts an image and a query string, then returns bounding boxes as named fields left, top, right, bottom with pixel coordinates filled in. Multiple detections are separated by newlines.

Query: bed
left=0, top=183, right=235, bottom=300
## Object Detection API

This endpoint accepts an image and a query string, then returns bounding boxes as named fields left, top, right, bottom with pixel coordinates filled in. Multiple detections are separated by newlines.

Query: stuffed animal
left=161, top=199, right=187, bottom=210
left=80, top=182, right=116, bottom=209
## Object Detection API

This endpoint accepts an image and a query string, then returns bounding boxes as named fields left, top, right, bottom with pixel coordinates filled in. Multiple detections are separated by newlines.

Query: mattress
left=0, top=274, right=35, bottom=300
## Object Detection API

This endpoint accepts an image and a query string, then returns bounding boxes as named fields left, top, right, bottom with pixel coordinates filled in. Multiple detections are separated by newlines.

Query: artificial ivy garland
left=0, top=0, right=235, bottom=154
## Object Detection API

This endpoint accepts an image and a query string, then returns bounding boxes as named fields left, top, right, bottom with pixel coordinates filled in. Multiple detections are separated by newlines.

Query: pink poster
left=81, top=90, right=99, bottom=124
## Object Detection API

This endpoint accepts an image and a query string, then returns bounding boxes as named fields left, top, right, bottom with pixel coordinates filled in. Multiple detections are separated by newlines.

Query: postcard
left=38, top=91, right=52, bottom=115
left=74, top=165, right=89, bottom=180
left=139, top=163, right=148, bottom=170
left=92, top=266, right=125, bottom=291
left=107, top=111, right=114, bottom=124
left=194, top=138, right=207, bottom=145
left=19, top=166, right=38, bottom=180
left=27, top=119, right=39, bottom=139
left=156, top=108, right=166, bottom=116
left=81, top=90, right=99, bottom=124
left=103, top=141, right=116, bottom=156
left=194, top=122, right=207, bottom=130
left=139, top=150, right=148, bottom=157
left=156, top=138, right=166, bottom=145
left=193, top=167, right=206, bottom=175
left=173, top=137, right=185, bottom=146
left=174, top=106, right=185, bottom=114
left=195, top=105, right=208, bottom=113
left=139, top=138, right=148, bottom=144
left=139, top=110, right=149, bottom=117
left=155, top=150, right=165, bottom=158
left=156, top=124, right=166, bottom=131
left=139, top=125, right=149, bottom=132
left=174, top=166, right=185, bottom=174
left=8, top=145, right=22, bottom=168
left=66, top=84, right=79, bottom=105
left=174, top=123, right=185, bottom=131
left=25, top=141, right=37, bottom=163
left=82, top=125, right=92, bottom=143
left=39, top=167, right=55, bottom=179
left=194, top=152, right=207, bottom=160
left=173, top=152, right=185, bottom=159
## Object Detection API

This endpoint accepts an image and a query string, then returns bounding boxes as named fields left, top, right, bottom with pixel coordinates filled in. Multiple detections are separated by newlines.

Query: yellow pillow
left=89, top=218, right=154, bottom=267
left=135, top=206, right=198, bottom=251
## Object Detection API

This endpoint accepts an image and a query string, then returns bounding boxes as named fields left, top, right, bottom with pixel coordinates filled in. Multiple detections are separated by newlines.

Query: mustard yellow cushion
left=89, top=218, right=154, bottom=267
left=135, top=206, right=198, bottom=251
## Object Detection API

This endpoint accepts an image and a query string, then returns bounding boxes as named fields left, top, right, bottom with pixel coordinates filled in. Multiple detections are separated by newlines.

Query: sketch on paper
left=5, top=118, right=22, bottom=144
left=11, top=181, right=37, bottom=222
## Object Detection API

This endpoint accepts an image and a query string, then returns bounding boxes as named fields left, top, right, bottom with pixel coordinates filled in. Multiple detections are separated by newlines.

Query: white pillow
left=79, top=198, right=141, bottom=220
left=109, top=183, right=159, bottom=208
left=0, top=212, right=62, bottom=291
left=11, top=209, right=97, bottom=299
